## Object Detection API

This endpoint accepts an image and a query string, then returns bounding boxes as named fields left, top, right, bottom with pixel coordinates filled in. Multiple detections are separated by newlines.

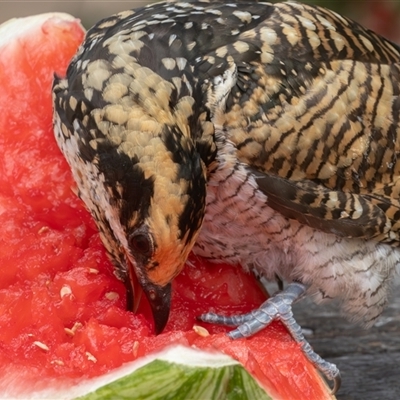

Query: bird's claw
left=199, top=282, right=341, bottom=395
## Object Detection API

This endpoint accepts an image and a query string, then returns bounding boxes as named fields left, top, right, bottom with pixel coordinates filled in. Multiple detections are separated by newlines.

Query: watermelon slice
left=0, top=12, right=334, bottom=399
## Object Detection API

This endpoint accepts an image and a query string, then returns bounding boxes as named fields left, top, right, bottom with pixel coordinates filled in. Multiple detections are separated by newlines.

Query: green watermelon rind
left=74, top=345, right=271, bottom=400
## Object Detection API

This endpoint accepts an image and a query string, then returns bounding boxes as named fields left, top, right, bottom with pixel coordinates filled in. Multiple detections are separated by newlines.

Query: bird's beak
left=126, top=259, right=171, bottom=334
left=142, top=281, right=171, bottom=334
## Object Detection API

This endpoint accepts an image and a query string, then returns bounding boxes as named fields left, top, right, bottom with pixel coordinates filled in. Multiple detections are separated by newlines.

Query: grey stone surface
left=292, top=275, right=400, bottom=399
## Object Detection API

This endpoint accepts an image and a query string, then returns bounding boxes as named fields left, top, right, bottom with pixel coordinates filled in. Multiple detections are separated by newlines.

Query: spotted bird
left=53, top=1, right=400, bottom=392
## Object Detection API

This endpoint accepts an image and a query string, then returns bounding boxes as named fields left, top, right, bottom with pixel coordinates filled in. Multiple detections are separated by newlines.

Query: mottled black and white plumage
left=53, top=0, right=400, bottom=393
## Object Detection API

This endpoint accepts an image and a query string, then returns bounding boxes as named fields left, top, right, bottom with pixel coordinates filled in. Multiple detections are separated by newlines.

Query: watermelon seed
left=88, top=268, right=99, bottom=274
left=38, top=226, right=50, bottom=234
left=51, top=360, right=65, bottom=366
left=33, top=341, right=49, bottom=352
left=60, top=285, right=72, bottom=298
left=65, top=321, right=83, bottom=336
left=64, top=327, right=75, bottom=337
left=105, top=291, right=119, bottom=301
left=193, top=325, right=210, bottom=337
left=72, top=321, right=83, bottom=332
left=132, top=341, right=140, bottom=357
left=86, top=352, right=97, bottom=363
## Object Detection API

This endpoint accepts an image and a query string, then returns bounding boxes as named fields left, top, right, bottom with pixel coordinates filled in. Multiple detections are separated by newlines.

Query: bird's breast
left=192, top=138, right=400, bottom=327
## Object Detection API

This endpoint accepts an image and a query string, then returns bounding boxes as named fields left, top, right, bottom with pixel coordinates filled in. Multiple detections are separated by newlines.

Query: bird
left=52, top=0, right=400, bottom=393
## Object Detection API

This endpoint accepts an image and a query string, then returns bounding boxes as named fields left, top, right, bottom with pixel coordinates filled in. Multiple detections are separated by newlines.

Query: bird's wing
left=249, top=167, right=392, bottom=241
left=199, top=1, right=400, bottom=243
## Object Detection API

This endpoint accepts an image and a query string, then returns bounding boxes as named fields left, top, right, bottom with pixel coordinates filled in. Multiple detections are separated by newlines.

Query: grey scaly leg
left=199, top=282, right=341, bottom=394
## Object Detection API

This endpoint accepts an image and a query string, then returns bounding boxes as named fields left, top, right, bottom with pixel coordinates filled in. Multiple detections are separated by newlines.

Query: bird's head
left=56, top=80, right=210, bottom=334
left=53, top=49, right=214, bottom=334
left=85, top=119, right=207, bottom=334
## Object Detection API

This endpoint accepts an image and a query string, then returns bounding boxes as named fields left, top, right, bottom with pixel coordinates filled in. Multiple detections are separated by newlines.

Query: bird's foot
left=199, top=282, right=341, bottom=394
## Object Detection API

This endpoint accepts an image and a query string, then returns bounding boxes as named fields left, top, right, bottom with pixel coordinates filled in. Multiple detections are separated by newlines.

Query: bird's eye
left=129, top=233, right=153, bottom=257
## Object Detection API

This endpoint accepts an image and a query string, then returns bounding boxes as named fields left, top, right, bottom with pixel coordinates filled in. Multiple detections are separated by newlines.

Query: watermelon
left=0, top=12, right=334, bottom=399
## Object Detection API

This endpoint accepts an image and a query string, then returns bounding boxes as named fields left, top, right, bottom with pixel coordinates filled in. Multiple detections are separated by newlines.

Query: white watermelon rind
left=0, top=12, right=83, bottom=50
